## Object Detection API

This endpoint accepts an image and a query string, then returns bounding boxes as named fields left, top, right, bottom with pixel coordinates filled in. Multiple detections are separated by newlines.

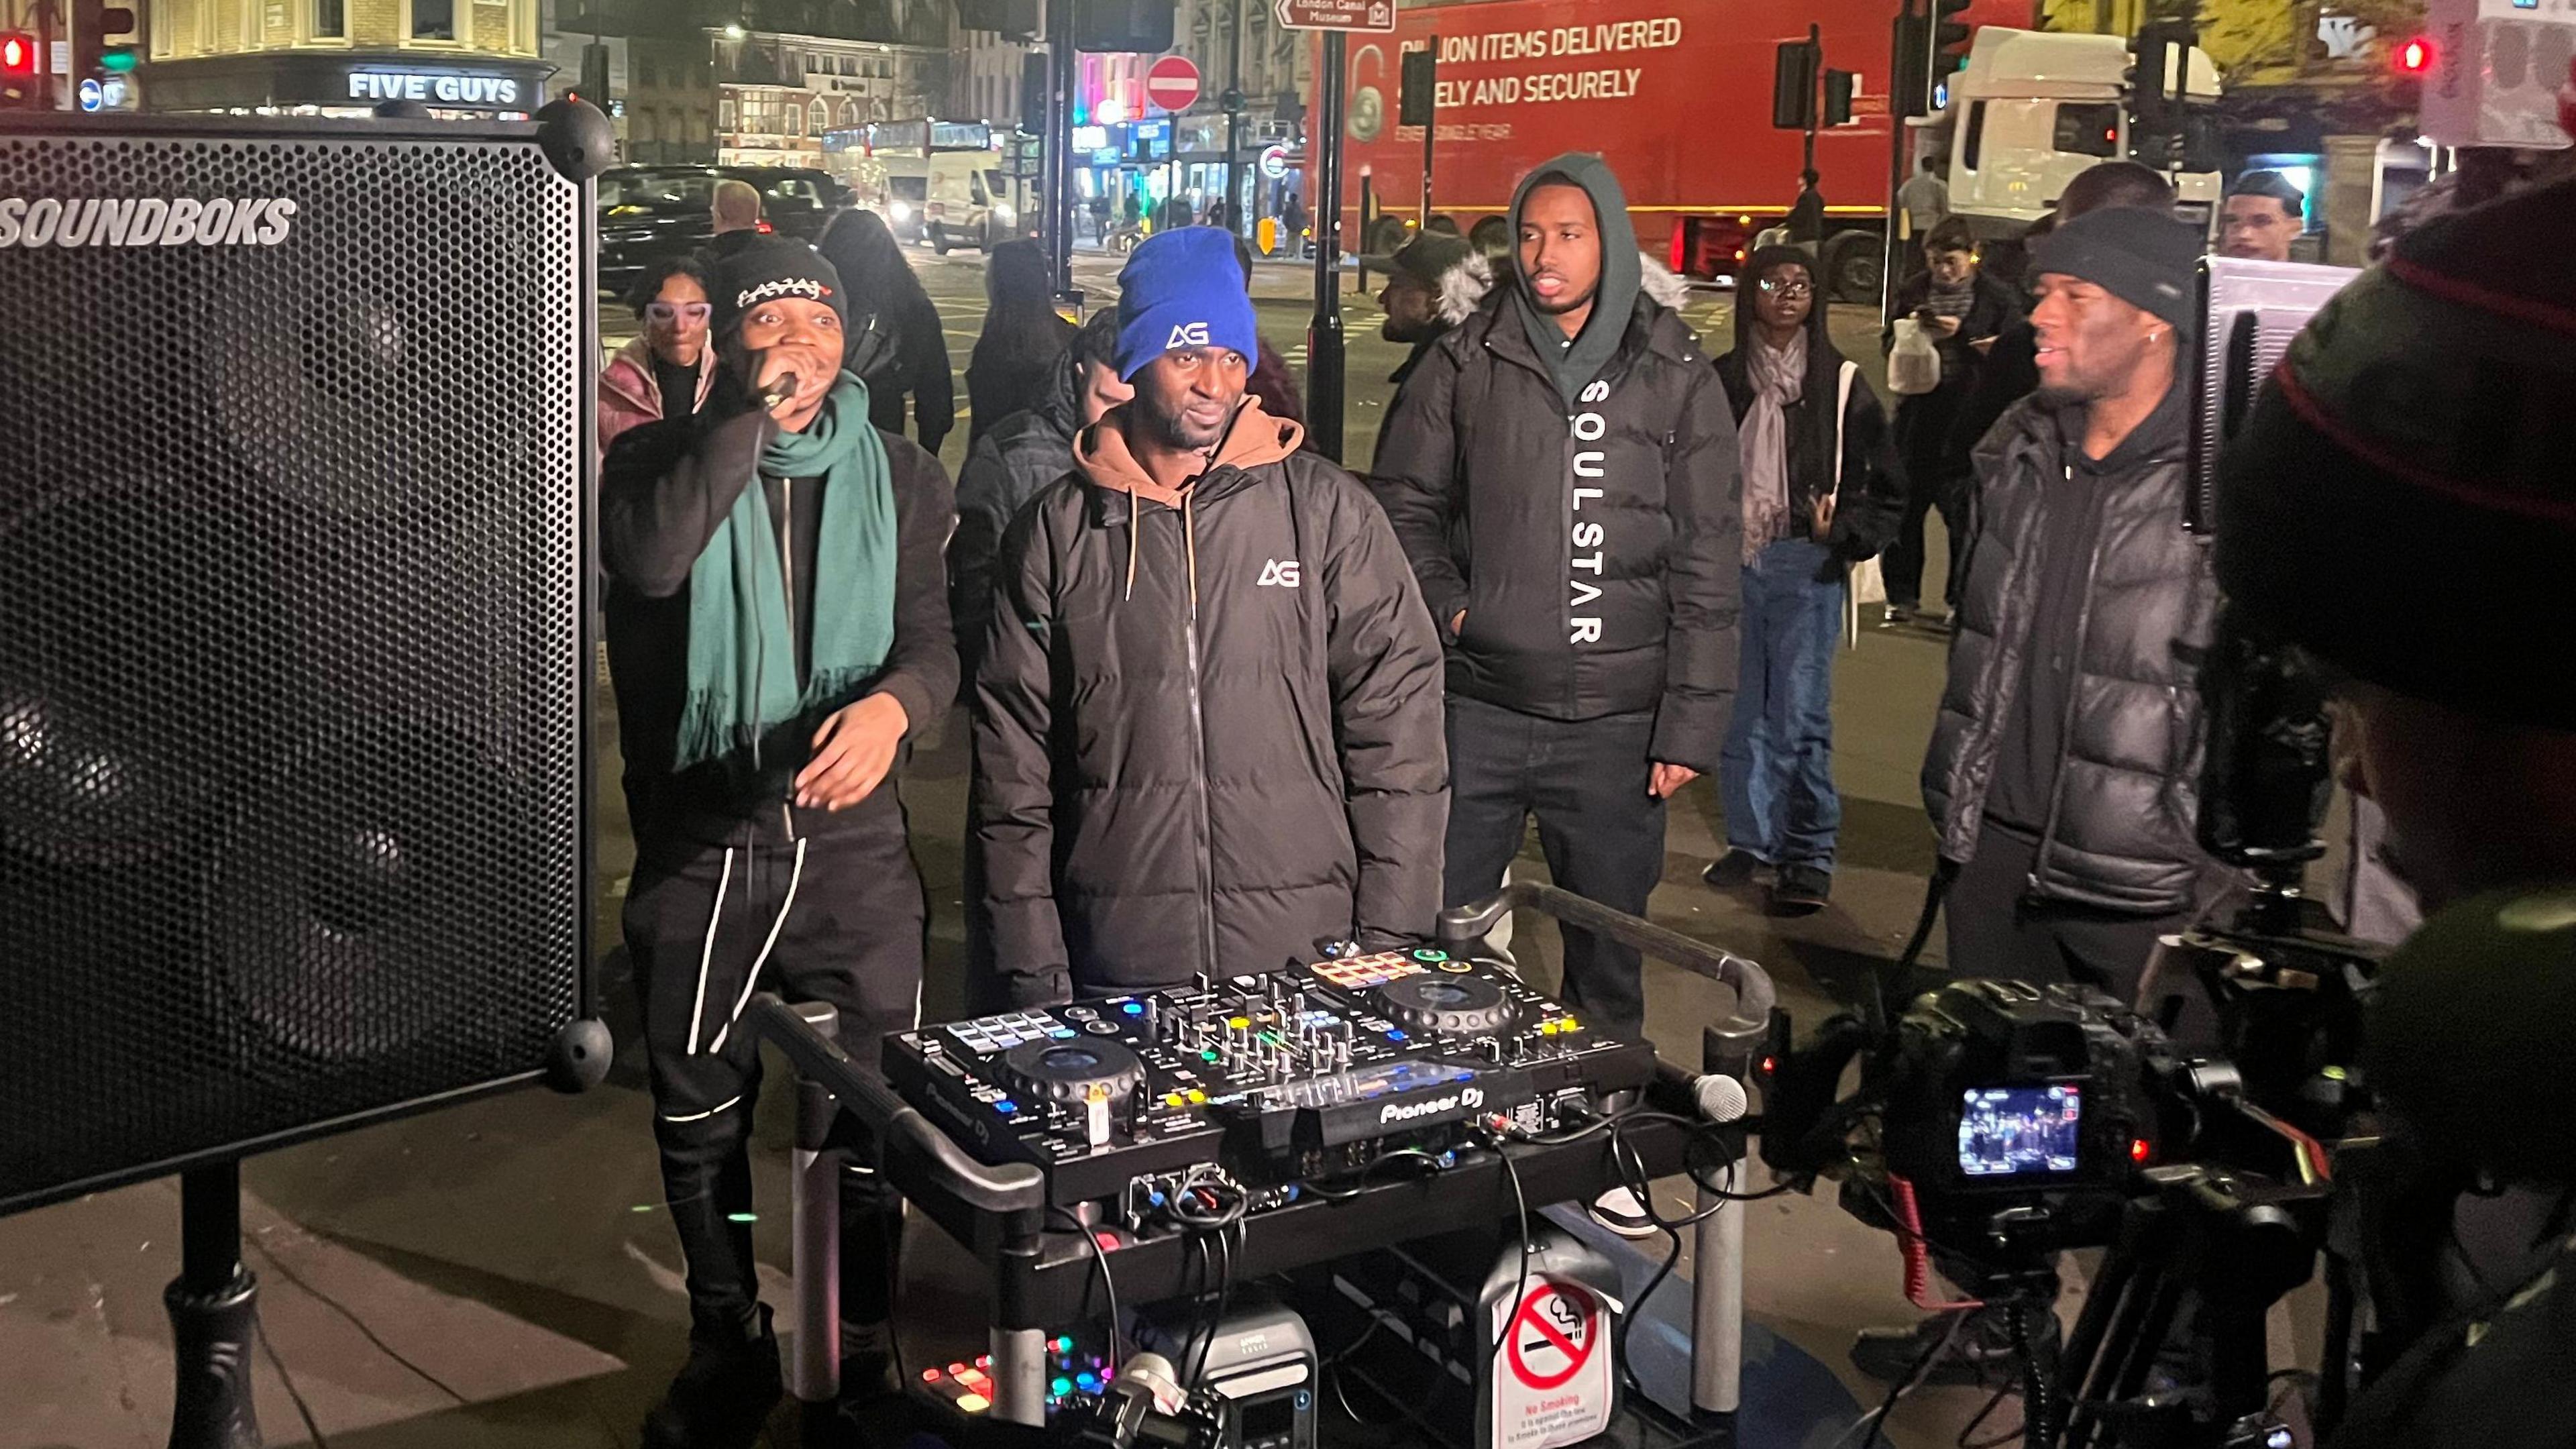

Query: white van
left=1933, top=28, right=2222, bottom=236
left=866, top=150, right=1018, bottom=252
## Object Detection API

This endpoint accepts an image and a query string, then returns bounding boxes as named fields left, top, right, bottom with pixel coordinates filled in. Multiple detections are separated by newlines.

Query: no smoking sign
left=1491, top=1278, right=1611, bottom=1448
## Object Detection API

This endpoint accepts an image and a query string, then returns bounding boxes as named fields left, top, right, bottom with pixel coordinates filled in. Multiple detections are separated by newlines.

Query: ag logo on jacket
left=1257, top=558, right=1301, bottom=588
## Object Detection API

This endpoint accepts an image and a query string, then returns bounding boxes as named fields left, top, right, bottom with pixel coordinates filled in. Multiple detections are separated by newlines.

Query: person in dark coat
left=600, top=240, right=957, bottom=1444
left=816, top=207, right=955, bottom=455
left=1786, top=168, right=1826, bottom=249
left=969, top=227, right=1446, bottom=1009
left=2213, top=171, right=2576, bottom=1449
left=1919, top=206, right=2223, bottom=1000
left=963, top=238, right=1075, bottom=449
left=947, top=309, right=1130, bottom=681
left=1856, top=205, right=2224, bottom=1387
left=1703, top=246, right=1904, bottom=914
left=1941, top=162, right=2175, bottom=506
left=1880, top=218, right=2022, bottom=624
left=1373, top=152, right=1741, bottom=1044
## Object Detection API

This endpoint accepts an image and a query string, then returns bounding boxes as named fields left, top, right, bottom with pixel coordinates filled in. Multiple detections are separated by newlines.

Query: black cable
left=1858, top=1309, right=1965, bottom=1449
left=1957, top=1380, right=2023, bottom=1449
left=1302, top=1146, right=1445, bottom=1201
left=241, top=1234, right=468, bottom=1405
left=1493, top=1142, right=1534, bottom=1364
left=256, top=1319, right=331, bottom=1448
left=1051, top=1206, right=1123, bottom=1372
left=2009, top=1300, right=2050, bottom=1449
left=1615, top=1224, right=1686, bottom=1397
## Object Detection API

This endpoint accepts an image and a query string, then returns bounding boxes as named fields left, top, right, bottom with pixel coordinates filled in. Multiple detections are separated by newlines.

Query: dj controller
left=883, top=949, right=1657, bottom=1212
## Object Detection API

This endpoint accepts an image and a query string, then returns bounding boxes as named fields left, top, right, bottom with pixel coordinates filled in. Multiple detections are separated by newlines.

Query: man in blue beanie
left=602, top=237, right=957, bottom=1446
left=968, top=227, right=1448, bottom=1006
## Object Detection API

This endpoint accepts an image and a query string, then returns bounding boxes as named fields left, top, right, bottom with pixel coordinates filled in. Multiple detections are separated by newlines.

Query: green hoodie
left=1507, top=152, right=1643, bottom=405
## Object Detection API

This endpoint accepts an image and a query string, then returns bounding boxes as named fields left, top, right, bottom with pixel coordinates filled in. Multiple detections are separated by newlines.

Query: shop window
left=413, top=0, right=455, bottom=40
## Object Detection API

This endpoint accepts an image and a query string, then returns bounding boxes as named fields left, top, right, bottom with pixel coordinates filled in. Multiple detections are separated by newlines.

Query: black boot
left=642, top=1303, right=784, bottom=1449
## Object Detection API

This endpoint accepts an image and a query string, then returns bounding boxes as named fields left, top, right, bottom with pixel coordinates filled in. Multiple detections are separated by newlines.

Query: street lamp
left=724, top=23, right=745, bottom=39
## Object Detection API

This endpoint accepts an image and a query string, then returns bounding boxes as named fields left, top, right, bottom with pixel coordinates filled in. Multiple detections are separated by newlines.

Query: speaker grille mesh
left=0, top=126, right=586, bottom=1210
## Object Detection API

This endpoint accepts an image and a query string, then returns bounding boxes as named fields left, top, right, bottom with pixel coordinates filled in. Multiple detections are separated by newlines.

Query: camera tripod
left=2045, top=1164, right=2326, bottom=1449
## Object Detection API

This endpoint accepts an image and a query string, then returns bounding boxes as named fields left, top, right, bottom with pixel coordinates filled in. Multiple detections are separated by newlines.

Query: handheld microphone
left=759, top=372, right=801, bottom=411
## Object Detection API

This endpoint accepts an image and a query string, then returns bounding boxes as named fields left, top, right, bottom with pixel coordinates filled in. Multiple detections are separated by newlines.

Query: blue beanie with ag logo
left=1113, top=227, right=1260, bottom=380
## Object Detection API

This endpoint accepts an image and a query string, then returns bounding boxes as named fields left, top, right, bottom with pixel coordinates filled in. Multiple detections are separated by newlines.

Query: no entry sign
left=1491, top=1277, right=1612, bottom=1449
left=1144, top=56, right=1201, bottom=113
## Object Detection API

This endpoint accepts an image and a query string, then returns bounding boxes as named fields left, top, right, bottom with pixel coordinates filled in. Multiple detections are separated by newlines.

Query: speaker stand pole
left=166, top=1162, right=264, bottom=1449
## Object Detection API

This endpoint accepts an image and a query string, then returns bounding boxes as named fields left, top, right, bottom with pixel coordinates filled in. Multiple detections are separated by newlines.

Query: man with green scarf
left=1374, top=154, right=1739, bottom=1053
left=601, top=239, right=957, bottom=1448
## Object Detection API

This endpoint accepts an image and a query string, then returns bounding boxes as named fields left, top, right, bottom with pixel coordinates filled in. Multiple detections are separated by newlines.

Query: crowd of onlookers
left=585, top=125, right=2576, bottom=1449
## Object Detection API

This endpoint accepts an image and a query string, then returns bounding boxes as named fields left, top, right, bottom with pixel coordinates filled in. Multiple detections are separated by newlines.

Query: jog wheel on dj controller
left=1001, top=1038, right=1147, bottom=1104
left=1372, top=974, right=1516, bottom=1037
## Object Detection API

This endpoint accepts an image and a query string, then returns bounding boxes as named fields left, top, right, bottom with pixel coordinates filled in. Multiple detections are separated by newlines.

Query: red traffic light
left=2396, top=36, right=2434, bottom=74
left=1, top=32, right=36, bottom=74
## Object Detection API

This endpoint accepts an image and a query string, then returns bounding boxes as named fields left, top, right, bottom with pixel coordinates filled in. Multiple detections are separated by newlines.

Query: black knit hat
left=2215, top=174, right=2576, bottom=729
left=710, top=239, right=847, bottom=339
left=2029, top=205, right=2202, bottom=331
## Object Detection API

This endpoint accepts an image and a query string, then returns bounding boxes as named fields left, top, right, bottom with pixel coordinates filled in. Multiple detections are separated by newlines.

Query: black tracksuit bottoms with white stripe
left=623, top=783, right=926, bottom=1344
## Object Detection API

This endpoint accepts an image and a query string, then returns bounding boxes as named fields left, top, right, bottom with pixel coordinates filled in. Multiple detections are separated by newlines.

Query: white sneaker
left=1589, top=1185, right=1658, bottom=1239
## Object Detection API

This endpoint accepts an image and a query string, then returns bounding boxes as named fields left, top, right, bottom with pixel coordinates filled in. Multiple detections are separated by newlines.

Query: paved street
left=5, top=240, right=2004, bottom=1448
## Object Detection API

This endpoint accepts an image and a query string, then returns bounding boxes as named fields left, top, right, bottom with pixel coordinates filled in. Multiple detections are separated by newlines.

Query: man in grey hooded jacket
left=1373, top=153, right=1741, bottom=1042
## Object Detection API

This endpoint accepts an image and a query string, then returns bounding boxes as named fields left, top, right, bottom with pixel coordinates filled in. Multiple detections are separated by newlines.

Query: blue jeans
left=1719, top=537, right=1843, bottom=871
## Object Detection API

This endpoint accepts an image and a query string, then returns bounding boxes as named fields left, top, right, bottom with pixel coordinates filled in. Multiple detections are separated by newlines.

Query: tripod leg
left=165, top=1163, right=263, bottom=1449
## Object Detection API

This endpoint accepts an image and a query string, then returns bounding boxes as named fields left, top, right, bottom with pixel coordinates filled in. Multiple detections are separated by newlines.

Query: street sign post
left=1275, top=0, right=1393, bottom=32
left=1145, top=54, right=1201, bottom=113
left=1276, top=0, right=1392, bottom=462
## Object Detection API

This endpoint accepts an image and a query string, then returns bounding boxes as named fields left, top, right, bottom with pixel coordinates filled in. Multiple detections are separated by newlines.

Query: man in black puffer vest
left=1375, top=153, right=1740, bottom=1042
left=970, top=227, right=1446, bottom=1008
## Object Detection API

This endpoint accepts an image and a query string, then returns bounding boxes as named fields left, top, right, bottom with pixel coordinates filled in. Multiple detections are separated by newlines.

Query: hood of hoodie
left=1074, top=394, right=1303, bottom=509
left=1508, top=153, right=1643, bottom=403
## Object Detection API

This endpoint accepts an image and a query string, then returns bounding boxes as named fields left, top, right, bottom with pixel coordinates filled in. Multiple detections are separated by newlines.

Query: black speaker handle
left=536, top=97, right=618, bottom=183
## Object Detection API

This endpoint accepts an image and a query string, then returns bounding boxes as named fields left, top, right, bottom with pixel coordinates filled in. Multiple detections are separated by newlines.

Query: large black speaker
left=0, top=111, right=606, bottom=1216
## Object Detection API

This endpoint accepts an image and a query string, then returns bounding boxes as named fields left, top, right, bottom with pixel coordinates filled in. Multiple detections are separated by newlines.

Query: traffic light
left=1933, top=0, right=1973, bottom=74
left=1772, top=38, right=1819, bottom=129
left=577, top=42, right=611, bottom=106
left=73, top=0, right=138, bottom=79
left=1892, top=11, right=1932, bottom=119
left=2126, top=19, right=2196, bottom=168
left=1, top=31, right=36, bottom=109
left=1071, top=0, right=1174, bottom=54
left=2393, top=34, right=2434, bottom=74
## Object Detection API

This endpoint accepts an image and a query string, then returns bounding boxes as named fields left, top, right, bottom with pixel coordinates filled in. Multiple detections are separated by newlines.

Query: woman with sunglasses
left=601, top=257, right=720, bottom=462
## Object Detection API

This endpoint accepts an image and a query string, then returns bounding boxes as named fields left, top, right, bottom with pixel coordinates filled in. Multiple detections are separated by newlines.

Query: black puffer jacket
left=1372, top=282, right=1741, bottom=769
left=1921, top=390, right=2220, bottom=913
left=971, top=405, right=1448, bottom=1007
left=949, top=358, right=1080, bottom=681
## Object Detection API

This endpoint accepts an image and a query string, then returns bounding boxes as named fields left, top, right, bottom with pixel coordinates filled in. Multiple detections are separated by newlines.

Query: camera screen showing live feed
left=1957, top=1084, right=2083, bottom=1178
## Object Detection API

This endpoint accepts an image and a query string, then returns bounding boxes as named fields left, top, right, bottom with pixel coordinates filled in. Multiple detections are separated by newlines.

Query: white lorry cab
left=1930, top=28, right=2223, bottom=237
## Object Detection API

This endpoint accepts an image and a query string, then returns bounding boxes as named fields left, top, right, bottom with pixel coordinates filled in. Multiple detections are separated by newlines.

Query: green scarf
left=674, top=374, right=898, bottom=774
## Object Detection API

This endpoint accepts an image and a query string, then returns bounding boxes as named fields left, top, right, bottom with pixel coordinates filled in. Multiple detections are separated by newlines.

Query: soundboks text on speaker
left=0, top=197, right=299, bottom=249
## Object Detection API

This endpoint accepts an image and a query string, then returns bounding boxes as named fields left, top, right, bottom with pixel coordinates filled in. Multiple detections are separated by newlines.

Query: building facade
left=140, top=0, right=550, bottom=117
left=708, top=26, right=947, bottom=167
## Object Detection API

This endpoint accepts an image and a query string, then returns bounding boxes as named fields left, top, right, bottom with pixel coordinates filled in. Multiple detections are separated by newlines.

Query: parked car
left=597, top=165, right=851, bottom=296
